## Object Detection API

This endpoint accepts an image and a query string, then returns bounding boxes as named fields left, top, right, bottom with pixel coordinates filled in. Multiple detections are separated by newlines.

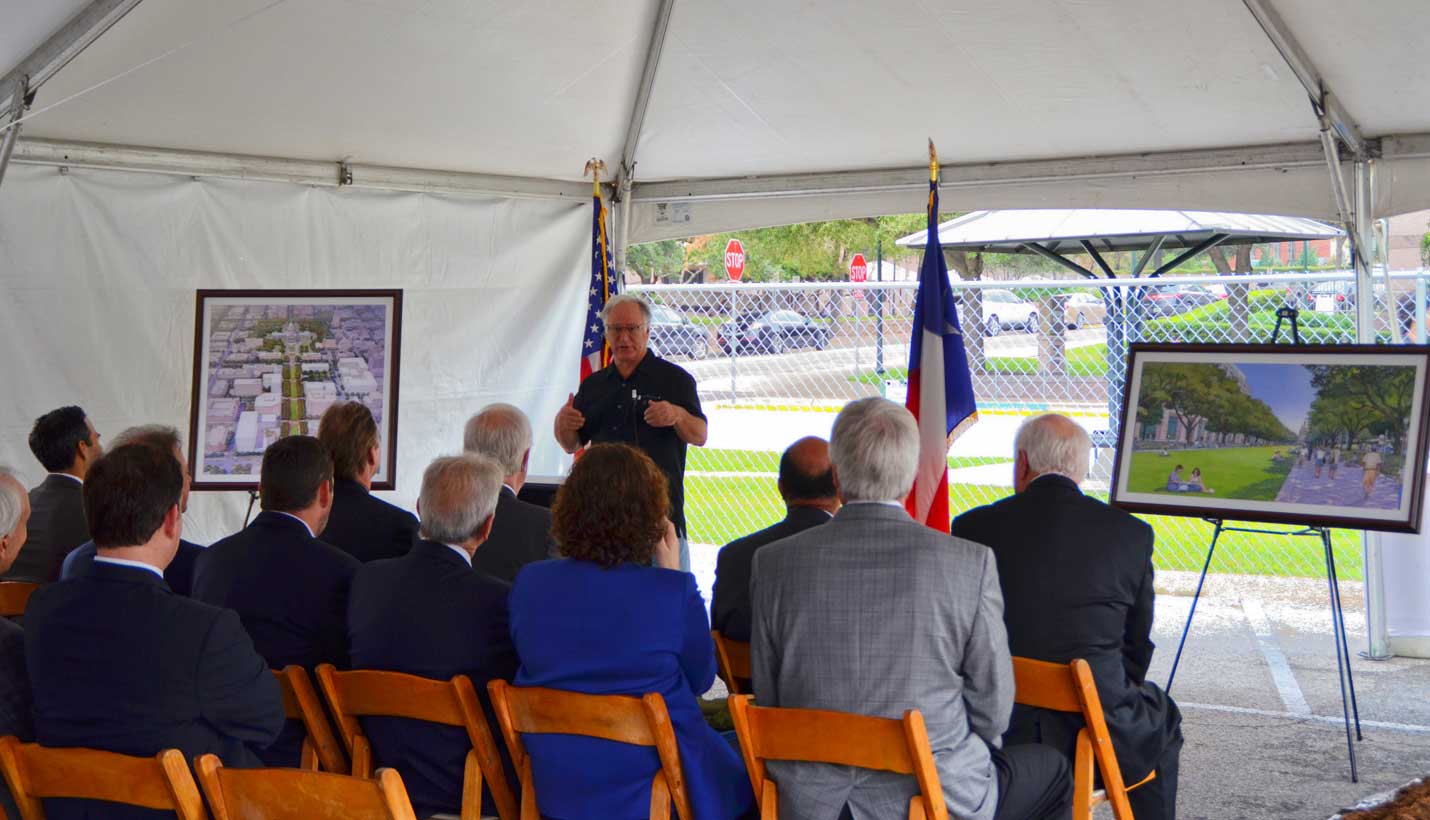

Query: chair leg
left=519, top=760, right=539, bottom=820
left=909, top=795, right=927, bottom=820
left=300, top=737, right=319, bottom=771
left=650, top=771, right=672, bottom=820
left=761, top=780, right=779, bottom=820
left=1073, top=730, right=1096, bottom=820
left=462, top=750, right=484, bottom=820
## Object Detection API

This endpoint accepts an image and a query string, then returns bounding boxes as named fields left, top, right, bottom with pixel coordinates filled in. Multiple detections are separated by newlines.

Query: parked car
left=648, top=304, right=710, bottom=359
left=1063, top=292, right=1106, bottom=329
left=716, top=309, right=829, bottom=354
left=1304, top=281, right=1357, bottom=313
left=978, top=289, right=1039, bottom=335
left=1140, top=283, right=1219, bottom=317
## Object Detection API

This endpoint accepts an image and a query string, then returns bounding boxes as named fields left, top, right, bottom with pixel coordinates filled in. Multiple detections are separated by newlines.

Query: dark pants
left=992, top=744, right=1072, bottom=820
left=1128, top=733, right=1182, bottom=820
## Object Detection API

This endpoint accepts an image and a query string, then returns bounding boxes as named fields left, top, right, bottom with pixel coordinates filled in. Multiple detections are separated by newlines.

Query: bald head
left=0, top=468, right=32, bottom=575
left=1013, top=413, right=1092, bottom=493
left=778, top=436, right=839, bottom=513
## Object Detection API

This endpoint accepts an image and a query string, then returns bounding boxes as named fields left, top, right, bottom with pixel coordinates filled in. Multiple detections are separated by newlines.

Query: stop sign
left=724, top=239, right=746, bottom=281
left=849, top=253, right=868, bottom=282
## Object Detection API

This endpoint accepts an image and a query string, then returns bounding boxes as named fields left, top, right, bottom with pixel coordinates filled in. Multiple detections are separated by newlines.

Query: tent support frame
left=612, top=0, right=676, bottom=274
left=0, top=0, right=144, bottom=118
left=0, top=76, right=30, bottom=192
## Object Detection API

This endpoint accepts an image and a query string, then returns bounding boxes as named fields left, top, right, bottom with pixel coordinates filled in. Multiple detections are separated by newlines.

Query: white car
left=978, top=289, right=1039, bottom=335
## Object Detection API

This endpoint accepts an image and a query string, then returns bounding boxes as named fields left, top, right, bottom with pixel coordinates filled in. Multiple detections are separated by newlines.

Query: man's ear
left=163, top=504, right=182, bottom=538
left=476, top=513, right=496, bottom=544
left=521, top=449, right=531, bottom=472
left=319, top=478, right=334, bottom=509
left=368, top=445, right=380, bottom=471
left=830, top=466, right=844, bottom=502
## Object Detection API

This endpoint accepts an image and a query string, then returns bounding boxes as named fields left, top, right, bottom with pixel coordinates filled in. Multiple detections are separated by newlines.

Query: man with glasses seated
left=554, top=294, right=707, bottom=571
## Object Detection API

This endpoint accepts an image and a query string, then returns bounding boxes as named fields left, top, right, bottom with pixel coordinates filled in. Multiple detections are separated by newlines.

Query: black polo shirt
left=574, top=351, right=705, bottom=536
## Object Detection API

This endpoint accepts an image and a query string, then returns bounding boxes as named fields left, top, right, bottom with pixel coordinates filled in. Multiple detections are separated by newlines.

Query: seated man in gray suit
left=751, top=397, right=1071, bottom=820
left=462, top=403, right=554, bottom=582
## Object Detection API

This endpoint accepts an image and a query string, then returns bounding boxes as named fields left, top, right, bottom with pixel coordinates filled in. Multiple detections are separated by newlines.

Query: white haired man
left=463, top=403, right=554, bottom=582
left=953, top=413, right=1182, bottom=820
left=554, top=293, right=707, bottom=570
left=751, top=398, right=1071, bottom=820
left=0, top=467, right=33, bottom=819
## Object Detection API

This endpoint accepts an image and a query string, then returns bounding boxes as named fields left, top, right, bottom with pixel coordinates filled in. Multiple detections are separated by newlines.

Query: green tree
left=1420, top=226, right=1430, bottom=268
left=626, top=240, right=687, bottom=283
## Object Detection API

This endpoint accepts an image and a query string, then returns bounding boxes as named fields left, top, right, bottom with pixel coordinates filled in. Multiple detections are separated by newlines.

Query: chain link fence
left=633, top=270, right=1430, bottom=583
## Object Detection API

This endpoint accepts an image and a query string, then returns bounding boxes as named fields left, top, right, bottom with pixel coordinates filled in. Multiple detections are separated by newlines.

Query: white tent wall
left=0, top=163, right=589, bottom=543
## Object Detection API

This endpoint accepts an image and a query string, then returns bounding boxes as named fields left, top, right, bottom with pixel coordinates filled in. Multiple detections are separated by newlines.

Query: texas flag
left=903, top=173, right=978, bottom=530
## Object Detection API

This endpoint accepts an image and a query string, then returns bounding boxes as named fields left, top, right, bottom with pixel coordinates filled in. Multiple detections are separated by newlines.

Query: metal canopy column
left=0, top=78, right=29, bottom=191
left=611, top=0, right=676, bottom=275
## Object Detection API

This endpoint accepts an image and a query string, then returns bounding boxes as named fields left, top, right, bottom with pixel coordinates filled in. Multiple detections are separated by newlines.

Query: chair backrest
left=0, top=736, right=207, bottom=820
left=0, top=582, right=38, bottom=617
left=487, top=680, right=694, bottom=820
left=194, top=753, right=418, bottom=820
left=711, top=631, right=751, bottom=695
left=315, top=664, right=517, bottom=820
left=272, top=665, right=349, bottom=773
left=1011, top=657, right=1133, bottom=820
left=727, top=695, right=947, bottom=820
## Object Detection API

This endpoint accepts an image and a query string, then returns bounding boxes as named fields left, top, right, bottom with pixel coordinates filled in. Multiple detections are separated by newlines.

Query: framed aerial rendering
left=188, top=290, right=403, bottom=490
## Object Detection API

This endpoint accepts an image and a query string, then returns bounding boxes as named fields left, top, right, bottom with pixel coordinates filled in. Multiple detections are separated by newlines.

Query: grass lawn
left=1127, top=446, right=1293, bottom=501
left=850, top=343, right=1111, bottom=382
left=684, top=476, right=1361, bottom=580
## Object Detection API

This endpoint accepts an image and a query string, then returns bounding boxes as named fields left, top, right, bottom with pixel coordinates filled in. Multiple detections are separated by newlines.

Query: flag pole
left=929, top=138, right=939, bottom=183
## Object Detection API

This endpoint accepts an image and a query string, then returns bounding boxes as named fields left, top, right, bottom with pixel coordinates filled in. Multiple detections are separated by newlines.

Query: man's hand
left=643, top=400, right=683, bottom=428
left=653, top=519, right=681, bottom=571
left=554, top=393, right=585, bottom=453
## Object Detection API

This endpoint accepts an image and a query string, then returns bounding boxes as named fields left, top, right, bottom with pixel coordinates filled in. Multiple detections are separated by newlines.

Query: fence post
left=729, top=287, right=739, bottom=403
left=876, top=240, right=885, bottom=377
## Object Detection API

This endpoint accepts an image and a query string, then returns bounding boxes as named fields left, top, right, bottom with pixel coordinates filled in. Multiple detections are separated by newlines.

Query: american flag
left=581, top=186, right=614, bottom=381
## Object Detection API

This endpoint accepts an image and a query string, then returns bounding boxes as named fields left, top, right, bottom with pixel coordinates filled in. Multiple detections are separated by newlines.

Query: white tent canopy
left=3, top=0, right=1430, bottom=244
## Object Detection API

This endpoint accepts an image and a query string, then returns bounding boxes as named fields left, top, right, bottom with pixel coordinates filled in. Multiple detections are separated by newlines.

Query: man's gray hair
left=111, top=424, right=183, bottom=454
left=1015, top=413, right=1091, bottom=484
left=600, top=293, right=652, bottom=325
left=418, top=453, right=504, bottom=544
left=830, top=397, right=920, bottom=502
left=0, top=466, right=24, bottom=538
left=463, top=403, right=532, bottom=476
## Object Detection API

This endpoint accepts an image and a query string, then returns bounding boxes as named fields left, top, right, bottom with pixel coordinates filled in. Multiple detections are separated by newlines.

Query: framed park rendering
left=188, top=290, right=403, bottom=490
left=1110, top=343, right=1430, bottom=533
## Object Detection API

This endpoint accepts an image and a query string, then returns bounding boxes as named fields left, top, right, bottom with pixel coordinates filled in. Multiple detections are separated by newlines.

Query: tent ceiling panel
left=0, top=0, right=92, bottom=80
left=20, top=0, right=651, bottom=180
left=631, top=0, right=1319, bottom=181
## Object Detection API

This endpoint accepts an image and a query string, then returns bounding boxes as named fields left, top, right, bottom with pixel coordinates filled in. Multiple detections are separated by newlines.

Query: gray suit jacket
left=751, top=503, right=1012, bottom=820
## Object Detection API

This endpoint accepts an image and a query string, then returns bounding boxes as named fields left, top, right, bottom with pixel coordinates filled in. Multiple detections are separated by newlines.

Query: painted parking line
left=1241, top=595, right=1313, bottom=717
left=1179, top=701, right=1430, bottom=734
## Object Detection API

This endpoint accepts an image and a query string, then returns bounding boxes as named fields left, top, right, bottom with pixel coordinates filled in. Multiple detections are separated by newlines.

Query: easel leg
left=1167, top=520, right=1223, bottom=693
left=1322, top=529, right=1359, bottom=782
left=1324, top=531, right=1363, bottom=738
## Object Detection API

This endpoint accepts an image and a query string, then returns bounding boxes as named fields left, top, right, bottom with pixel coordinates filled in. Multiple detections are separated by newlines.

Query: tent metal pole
left=1020, top=243, right=1096, bottom=280
left=0, top=0, right=145, bottom=116
left=617, top=0, right=676, bottom=182
left=0, top=78, right=29, bottom=193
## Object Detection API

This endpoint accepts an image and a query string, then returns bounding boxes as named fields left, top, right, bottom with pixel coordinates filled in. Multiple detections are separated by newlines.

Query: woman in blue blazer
left=509, top=443, right=753, bottom=820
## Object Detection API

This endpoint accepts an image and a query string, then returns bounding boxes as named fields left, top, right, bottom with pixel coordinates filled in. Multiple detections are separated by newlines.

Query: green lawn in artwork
left=1126, top=446, right=1293, bottom=501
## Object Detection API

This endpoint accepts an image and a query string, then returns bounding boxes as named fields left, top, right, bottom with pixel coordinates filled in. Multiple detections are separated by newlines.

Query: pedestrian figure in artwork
left=1362, top=447, right=1383, bottom=497
left=1187, top=467, right=1211, bottom=494
left=1314, top=445, right=1328, bottom=479
left=1329, top=445, right=1341, bottom=479
left=1166, top=465, right=1184, bottom=492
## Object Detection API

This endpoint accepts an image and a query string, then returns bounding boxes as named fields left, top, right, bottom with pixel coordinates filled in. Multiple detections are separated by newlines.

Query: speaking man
left=554, top=294, right=707, bottom=570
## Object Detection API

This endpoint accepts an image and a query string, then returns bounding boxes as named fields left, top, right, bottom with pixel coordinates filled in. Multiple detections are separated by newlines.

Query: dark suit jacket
left=952, top=474, right=1180, bottom=782
left=321, top=478, right=419, bottom=563
left=0, top=617, right=30, bottom=819
left=24, top=561, right=284, bottom=820
left=712, top=505, right=833, bottom=642
left=348, top=540, right=519, bottom=818
left=60, top=540, right=205, bottom=597
left=470, top=487, right=553, bottom=583
left=3, top=474, right=89, bottom=582
left=193, top=511, right=360, bottom=767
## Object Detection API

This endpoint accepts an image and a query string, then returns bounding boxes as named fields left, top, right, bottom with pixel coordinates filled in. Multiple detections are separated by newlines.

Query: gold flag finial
left=928, top=139, right=939, bottom=183
left=584, top=158, right=607, bottom=196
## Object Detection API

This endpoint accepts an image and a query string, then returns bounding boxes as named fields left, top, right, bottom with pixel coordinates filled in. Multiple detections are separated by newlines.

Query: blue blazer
left=60, top=539, right=205, bottom=597
left=193, top=511, right=360, bottom=766
left=348, top=539, right=519, bottom=818
left=510, top=559, right=753, bottom=820
left=24, top=561, right=284, bottom=820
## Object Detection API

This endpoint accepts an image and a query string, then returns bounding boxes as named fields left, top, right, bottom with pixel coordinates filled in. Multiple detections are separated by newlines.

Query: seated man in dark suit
left=712, top=436, right=838, bottom=642
left=349, top=453, right=519, bottom=819
left=60, top=425, right=205, bottom=596
left=953, top=413, right=1183, bottom=820
left=25, top=444, right=284, bottom=820
left=193, top=435, right=359, bottom=768
left=0, top=468, right=34, bottom=819
left=462, top=403, right=553, bottom=582
left=316, top=401, right=418, bottom=563
left=2, top=406, right=102, bottom=582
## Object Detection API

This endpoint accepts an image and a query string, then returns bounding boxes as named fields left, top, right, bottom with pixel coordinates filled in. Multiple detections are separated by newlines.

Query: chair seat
left=425, top=814, right=498, bottom=820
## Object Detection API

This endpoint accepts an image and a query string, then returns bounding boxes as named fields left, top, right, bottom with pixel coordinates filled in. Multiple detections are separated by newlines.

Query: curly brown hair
left=552, top=443, right=668, bottom=568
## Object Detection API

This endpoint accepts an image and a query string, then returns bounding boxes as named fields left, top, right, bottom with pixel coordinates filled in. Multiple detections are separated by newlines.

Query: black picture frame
left=1109, top=343, right=1430, bottom=533
left=187, top=289, right=403, bottom=491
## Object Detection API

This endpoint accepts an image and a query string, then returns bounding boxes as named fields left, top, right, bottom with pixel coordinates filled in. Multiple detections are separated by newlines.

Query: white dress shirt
left=92, top=555, right=164, bottom=579
left=443, top=543, right=474, bottom=566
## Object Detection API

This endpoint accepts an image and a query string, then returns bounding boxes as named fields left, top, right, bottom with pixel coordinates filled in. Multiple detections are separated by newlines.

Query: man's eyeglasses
left=604, top=323, right=647, bottom=337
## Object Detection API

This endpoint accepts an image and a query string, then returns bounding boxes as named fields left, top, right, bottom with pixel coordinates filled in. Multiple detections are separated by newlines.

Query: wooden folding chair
left=0, top=582, right=38, bottom=617
left=0, top=736, right=207, bottom=820
left=1012, top=657, right=1156, bottom=820
left=711, top=630, right=752, bottom=695
left=727, top=695, right=946, bottom=820
left=194, top=753, right=417, bottom=820
left=272, top=665, right=348, bottom=773
left=315, top=664, right=517, bottom=820
left=487, top=680, right=694, bottom=820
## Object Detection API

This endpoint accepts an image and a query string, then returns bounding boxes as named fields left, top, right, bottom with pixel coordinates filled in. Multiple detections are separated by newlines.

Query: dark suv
left=717, top=309, right=830, bottom=355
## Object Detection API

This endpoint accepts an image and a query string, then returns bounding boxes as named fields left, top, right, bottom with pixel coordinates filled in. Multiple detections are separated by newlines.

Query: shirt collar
left=48, top=472, right=83, bottom=485
left=271, top=511, right=315, bottom=538
left=502, top=484, right=517, bottom=497
left=844, top=500, right=905, bottom=508
left=443, top=543, right=474, bottom=566
left=93, top=555, right=165, bottom=579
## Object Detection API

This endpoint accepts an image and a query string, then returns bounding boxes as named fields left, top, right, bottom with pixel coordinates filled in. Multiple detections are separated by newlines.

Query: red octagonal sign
left=849, top=253, right=868, bottom=282
left=724, top=239, right=746, bottom=281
